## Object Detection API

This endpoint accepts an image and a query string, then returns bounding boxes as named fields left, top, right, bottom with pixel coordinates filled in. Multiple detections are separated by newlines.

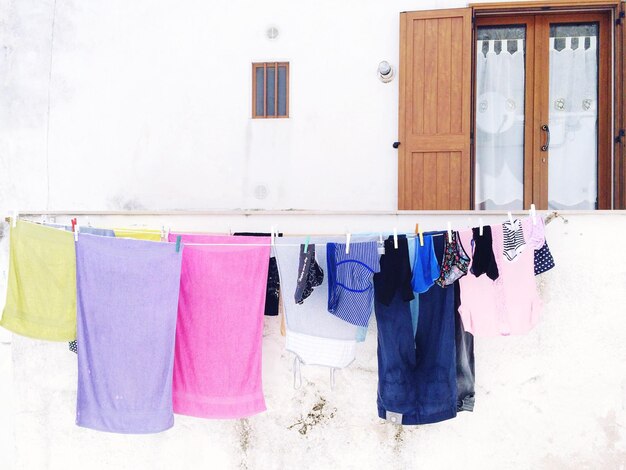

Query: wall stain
left=287, top=396, right=336, bottom=436
left=236, top=418, right=252, bottom=470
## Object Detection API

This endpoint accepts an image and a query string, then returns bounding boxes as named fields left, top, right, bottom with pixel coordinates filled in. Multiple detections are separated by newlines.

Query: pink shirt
left=458, top=218, right=544, bottom=337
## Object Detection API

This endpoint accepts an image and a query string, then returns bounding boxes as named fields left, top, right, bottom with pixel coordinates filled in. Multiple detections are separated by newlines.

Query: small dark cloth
left=470, top=226, right=499, bottom=281
left=234, top=232, right=281, bottom=316
left=69, top=340, right=77, bottom=354
left=373, top=235, right=414, bottom=306
left=534, top=240, right=555, bottom=275
left=454, top=282, right=475, bottom=412
left=295, top=244, right=324, bottom=304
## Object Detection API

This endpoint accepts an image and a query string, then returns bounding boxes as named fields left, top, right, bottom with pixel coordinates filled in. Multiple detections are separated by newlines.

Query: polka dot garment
left=534, top=241, right=555, bottom=275
left=69, top=340, right=77, bottom=354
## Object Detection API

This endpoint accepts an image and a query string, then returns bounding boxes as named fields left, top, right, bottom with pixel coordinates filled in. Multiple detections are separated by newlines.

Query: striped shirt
left=327, top=241, right=380, bottom=327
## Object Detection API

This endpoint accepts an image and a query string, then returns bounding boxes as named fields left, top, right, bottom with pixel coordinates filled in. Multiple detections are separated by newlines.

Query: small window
left=252, top=62, right=289, bottom=118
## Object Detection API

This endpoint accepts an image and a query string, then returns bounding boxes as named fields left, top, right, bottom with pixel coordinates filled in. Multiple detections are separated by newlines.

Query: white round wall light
left=378, top=61, right=394, bottom=83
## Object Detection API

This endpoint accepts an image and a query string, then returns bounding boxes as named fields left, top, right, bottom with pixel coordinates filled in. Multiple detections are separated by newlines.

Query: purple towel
left=75, top=234, right=183, bottom=434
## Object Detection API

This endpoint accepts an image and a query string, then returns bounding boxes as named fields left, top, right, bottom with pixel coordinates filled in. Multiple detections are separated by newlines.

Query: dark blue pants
left=376, top=232, right=457, bottom=425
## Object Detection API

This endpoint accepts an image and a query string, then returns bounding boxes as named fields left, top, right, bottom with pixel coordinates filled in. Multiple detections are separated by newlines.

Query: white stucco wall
left=2, top=0, right=626, bottom=468
left=0, top=0, right=495, bottom=213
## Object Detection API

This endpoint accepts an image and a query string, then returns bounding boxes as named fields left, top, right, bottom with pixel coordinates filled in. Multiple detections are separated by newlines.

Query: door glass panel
left=548, top=23, right=598, bottom=209
left=475, top=26, right=526, bottom=210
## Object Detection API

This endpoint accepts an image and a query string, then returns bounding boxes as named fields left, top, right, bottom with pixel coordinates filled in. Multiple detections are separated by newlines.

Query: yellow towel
left=0, top=220, right=77, bottom=341
left=113, top=228, right=162, bottom=241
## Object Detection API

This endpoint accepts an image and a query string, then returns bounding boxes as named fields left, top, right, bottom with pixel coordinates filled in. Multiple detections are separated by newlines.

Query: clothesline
left=3, top=210, right=563, bottom=249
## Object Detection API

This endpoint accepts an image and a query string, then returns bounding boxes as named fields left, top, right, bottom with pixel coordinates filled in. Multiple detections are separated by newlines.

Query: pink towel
left=169, top=234, right=270, bottom=419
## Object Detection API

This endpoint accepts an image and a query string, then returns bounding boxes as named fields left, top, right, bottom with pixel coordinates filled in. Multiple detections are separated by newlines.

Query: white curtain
left=475, top=39, right=525, bottom=210
left=548, top=36, right=598, bottom=209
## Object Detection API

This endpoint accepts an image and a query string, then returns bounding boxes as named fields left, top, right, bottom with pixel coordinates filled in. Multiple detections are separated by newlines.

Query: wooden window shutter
left=398, top=8, right=472, bottom=210
left=616, top=1, right=626, bottom=208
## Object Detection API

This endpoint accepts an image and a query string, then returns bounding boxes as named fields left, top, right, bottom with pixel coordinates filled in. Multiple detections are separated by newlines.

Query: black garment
left=534, top=240, right=555, bottom=275
left=294, top=244, right=324, bottom=304
left=470, top=226, right=499, bottom=281
left=373, top=235, right=414, bottom=306
left=234, top=232, right=281, bottom=316
left=454, top=282, right=475, bottom=412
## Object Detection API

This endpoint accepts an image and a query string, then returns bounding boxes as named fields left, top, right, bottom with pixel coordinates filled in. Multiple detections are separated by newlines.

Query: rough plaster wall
left=0, top=213, right=625, bottom=470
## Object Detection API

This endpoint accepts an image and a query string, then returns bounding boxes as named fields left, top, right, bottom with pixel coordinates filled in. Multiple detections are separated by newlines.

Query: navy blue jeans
left=376, top=232, right=457, bottom=425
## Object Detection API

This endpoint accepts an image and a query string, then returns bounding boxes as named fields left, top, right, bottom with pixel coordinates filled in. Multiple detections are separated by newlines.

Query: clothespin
left=479, top=218, right=484, bottom=237
left=71, top=218, right=77, bottom=233
left=377, top=232, right=385, bottom=255
left=270, top=226, right=275, bottom=246
left=74, top=225, right=80, bottom=242
left=530, top=204, right=537, bottom=225
left=414, top=223, right=419, bottom=235
left=161, top=226, right=166, bottom=241
left=507, top=211, right=514, bottom=225
left=419, top=229, right=424, bottom=247
left=303, top=236, right=310, bottom=254
left=345, top=232, right=351, bottom=254
left=175, top=235, right=182, bottom=253
left=11, top=209, right=18, bottom=228
left=447, top=222, right=452, bottom=243
left=393, top=228, right=398, bottom=249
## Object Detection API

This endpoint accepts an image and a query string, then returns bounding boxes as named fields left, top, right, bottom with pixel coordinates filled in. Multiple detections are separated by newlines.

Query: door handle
left=541, top=124, right=550, bottom=151
left=393, top=141, right=401, bottom=149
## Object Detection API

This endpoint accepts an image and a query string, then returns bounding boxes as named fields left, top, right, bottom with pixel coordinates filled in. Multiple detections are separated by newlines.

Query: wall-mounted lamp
left=378, top=61, right=394, bottom=83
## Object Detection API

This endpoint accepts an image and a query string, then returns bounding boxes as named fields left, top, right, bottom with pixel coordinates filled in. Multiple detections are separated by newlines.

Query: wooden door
left=617, top=1, right=626, bottom=208
left=398, top=8, right=472, bottom=210
left=533, top=12, right=612, bottom=209
left=474, top=10, right=612, bottom=210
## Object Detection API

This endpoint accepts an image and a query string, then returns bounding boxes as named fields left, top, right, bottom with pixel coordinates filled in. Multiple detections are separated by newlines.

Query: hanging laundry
left=470, top=226, right=500, bottom=280
left=375, top=292, right=418, bottom=422
left=113, top=228, right=162, bottom=241
left=502, top=218, right=526, bottom=262
left=375, top=235, right=414, bottom=306
left=374, top=235, right=419, bottom=423
left=410, top=234, right=440, bottom=294
left=435, top=231, right=470, bottom=287
left=275, top=237, right=362, bottom=388
left=534, top=241, right=556, bottom=275
left=66, top=226, right=115, bottom=237
left=327, top=241, right=380, bottom=327
left=294, top=244, right=324, bottom=304
left=454, top=282, right=475, bottom=412
left=458, top=218, right=543, bottom=336
left=527, top=217, right=556, bottom=275
left=170, top=234, right=269, bottom=419
left=234, top=232, right=282, bottom=316
left=54, top=224, right=117, bottom=355
left=75, top=234, right=182, bottom=433
left=378, top=232, right=458, bottom=425
left=0, top=221, right=77, bottom=341
left=406, top=235, right=420, bottom=336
